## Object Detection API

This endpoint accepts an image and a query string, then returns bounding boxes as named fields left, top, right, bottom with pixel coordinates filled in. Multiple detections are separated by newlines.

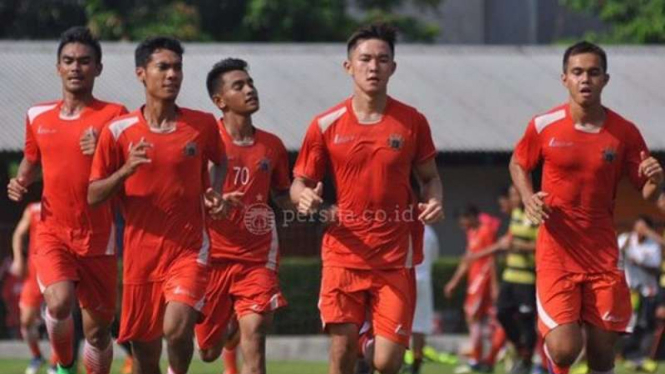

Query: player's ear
left=604, top=73, right=610, bottom=86
left=390, top=61, right=397, bottom=76
left=95, top=62, right=103, bottom=77
left=212, top=93, right=226, bottom=111
left=560, top=72, right=567, bottom=87
left=135, top=67, right=145, bottom=85
left=343, top=59, right=352, bottom=76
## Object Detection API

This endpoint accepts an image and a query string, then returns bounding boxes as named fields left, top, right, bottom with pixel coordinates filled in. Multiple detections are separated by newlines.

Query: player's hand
left=523, top=191, right=550, bottom=225
left=297, top=182, right=324, bottom=215
left=639, top=151, right=664, bottom=185
left=496, top=235, right=511, bottom=252
left=418, top=198, right=444, bottom=223
left=79, top=127, right=98, bottom=156
left=120, top=137, right=152, bottom=178
left=7, top=177, right=28, bottom=202
left=444, top=281, right=456, bottom=299
left=9, top=260, right=26, bottom=279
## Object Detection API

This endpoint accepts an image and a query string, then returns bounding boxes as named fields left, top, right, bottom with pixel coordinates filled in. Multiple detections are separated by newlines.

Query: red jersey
left=293, top=97, right=436, bottom=270
left=208, top=120, right=291, bottom=267
left=514, top=104, right=648, bottom=273
left=27, top=202, right=41, bottom=257
left=24, top=99, right=127, bottom=256
left=90, top=107, right=225, bottom=284
left=466, top=213, right=499, bottom=284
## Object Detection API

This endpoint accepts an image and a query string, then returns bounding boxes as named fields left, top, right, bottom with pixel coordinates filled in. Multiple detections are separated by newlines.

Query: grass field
left=1, top=359, right=664, bottom=374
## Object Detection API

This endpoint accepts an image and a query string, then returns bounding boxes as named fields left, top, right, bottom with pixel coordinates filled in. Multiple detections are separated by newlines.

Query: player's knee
left=199, top=348, right=221, bottom=363
left=46, top=300, right=73, bottom=320
left=329, top=336, right=356, bottom=361
left=85, top=326, right=111, bottom=349
left=373, top=354, right=402, bottom=374
left=547, top=342, right=582, bottom=367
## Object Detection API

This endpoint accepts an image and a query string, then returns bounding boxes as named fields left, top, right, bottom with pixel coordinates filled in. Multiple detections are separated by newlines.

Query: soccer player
left=6, top=26, right=127, bottom=374
left=11, top=202, right=58, bottom=374
left=87, top=36, right=226, bottom=374
left=290, top=23, right=443, bottom=374
left=510, top=41, right=664, bottom=374
left=195, top=58, right=291, bottom=374
left=444, top=206, right=503, bottom=373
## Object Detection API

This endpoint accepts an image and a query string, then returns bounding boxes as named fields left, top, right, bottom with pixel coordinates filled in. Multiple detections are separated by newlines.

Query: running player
left=195, top=58, right=291, bottom=374
left=291, top=23, right=443, bottom=374
left=11, top=202, right=58, bottom=374
left=7, top=26, right=127, bottom=374
left=510, top=41, right=664, bottom=374
left=88, top=36, right=226, bottom=374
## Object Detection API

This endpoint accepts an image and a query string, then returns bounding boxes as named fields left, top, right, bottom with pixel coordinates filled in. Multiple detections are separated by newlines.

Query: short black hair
left=346, top=23, right=397, bottom=57
left=57, top=26, right=102, bottom=64
left=135, top=36, right=184, bottom=68
left=454, top=204, right=480, bottom=219
left=206, top=58, right=248, bottom=98
left=563, top=41, right=608, bottom=73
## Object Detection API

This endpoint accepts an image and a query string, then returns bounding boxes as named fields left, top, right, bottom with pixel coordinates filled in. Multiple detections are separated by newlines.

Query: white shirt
left=619, top=232, right=661, bottom=297
left=416, top=225, right=439, bottom=281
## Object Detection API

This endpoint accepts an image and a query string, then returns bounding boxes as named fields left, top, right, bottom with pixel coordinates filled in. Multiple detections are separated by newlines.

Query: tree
left=561, top=0, right=665, bottom=43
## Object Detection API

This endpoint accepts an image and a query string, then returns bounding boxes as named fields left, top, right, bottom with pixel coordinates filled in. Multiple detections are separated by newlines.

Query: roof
left=2, top=42, right=665, bottom=152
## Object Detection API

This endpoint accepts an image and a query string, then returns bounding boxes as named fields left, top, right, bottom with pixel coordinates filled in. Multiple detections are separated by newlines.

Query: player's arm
left=444, top=254, right=470, bottom=299
left=10, top=207, right=31, bottom=278
left=466, top=233, right=511, bottom=262
left=511, top=238, right=536, bottom=252
left=414, top=159, right=444, bottom=223
left=638, top=151, right=664, bottom=201
left=7, top=158, right=40, bottom=202
left=509, top=154, right=549, bottom=225
left=88, top=138, right=152, bottom=206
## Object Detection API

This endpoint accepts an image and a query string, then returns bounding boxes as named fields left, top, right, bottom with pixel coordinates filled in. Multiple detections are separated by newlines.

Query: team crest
left=387, top=134, right=404, bottom=150
left=258, top=158, right=271, bottom=172
left=602, top=148, right=616, bottom=162
left=183, top=141, right=198, bottom=157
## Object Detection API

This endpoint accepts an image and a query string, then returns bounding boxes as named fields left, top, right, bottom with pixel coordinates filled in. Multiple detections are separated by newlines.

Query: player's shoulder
left=26, top=100, right=60, bottom=124
left=92, top=100, right=127, bottom=115
left=106, top=110, right=142, bottom=140
left=313, top=98, right=350, bottom=133
left=387, top=97, right=424, bottom=118
left=179, top=107, right=218, bottom=130
left=256, top=128, right=286, bottom=149
left=530, top=104, right=568, bottom=134
left=606, top=108, right=640, bottom=134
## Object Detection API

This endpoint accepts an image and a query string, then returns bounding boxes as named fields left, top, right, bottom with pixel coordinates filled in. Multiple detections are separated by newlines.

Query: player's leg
left=238, top=312, right=273, bottom=374
left=580, top=271, right=632, bottom=373
left=78, top=255, right=117, bottom=374
left=329, top=323, right=360, bottom=374
left=410, top=332, right=425, bottom=374
left=131, top=338, right=162, bottom=374
left=370, top=268, right=416, bottom=374
left=320, top=266, right=368, bottom=374
left=196, top=263, right=235, bottom=363
left=537, top=271, right=584, bottom=373
left=20, top=305, right=45, bottom=374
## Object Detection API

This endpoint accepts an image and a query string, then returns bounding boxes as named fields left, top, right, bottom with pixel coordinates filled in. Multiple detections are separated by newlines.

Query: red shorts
left=536, top=269, right=632, bottom=337
left=195, top=261, right=286, bottom=350
left=464, top=277, right=492, bottom=321
left=35, top=228, right=116, bottom=322
left=319, top=266, right=416, bottom=346
left=118, top=254, right=209, bottom=343
left=19, top=258, right=43, bottom=309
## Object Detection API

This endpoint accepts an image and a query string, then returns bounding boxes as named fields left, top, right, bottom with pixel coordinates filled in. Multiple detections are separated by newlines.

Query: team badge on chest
left=183, top=141, right=198, bottom=157
left=387, top=134, right=404, bottom=150
left=602, top=147, right=616, bottom=163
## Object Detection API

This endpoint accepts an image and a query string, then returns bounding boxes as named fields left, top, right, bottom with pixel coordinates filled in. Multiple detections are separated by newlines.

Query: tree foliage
left=561, top=0, right=665, bottom=43
left=0, top=0, right=444, bottom=42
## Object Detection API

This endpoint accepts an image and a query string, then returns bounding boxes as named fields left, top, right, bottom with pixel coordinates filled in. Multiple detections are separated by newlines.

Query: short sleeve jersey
left=207, top=120, right=291, bottom=268
left=467, top=213, right=499, bottom=284
left=513, top=104, right=648, bottom=273
left=24, top=99, right=127, bottom=256
left=27, top=202, right=42, bottom=257
left=293, top=97, right=436, bottom=270
left=90, top=107, right=225, bottom=284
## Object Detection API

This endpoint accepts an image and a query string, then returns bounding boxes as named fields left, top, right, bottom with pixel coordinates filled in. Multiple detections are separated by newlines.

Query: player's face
left=345, top=39, right=396, bottom=95
left=215, top=70, right=259, bottom=115
left=458, top=216, right=476, bottom=230
left=497, top=196, right=511, bottom=215
left=57, top=43, right=101, bottom=95
left=136, top=49, right=183, bottom=102
left=562, top=53, right=609, bottom=108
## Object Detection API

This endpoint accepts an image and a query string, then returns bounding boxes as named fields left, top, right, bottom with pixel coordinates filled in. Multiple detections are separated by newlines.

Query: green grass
left=2, top=359, right=664, bottom=374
